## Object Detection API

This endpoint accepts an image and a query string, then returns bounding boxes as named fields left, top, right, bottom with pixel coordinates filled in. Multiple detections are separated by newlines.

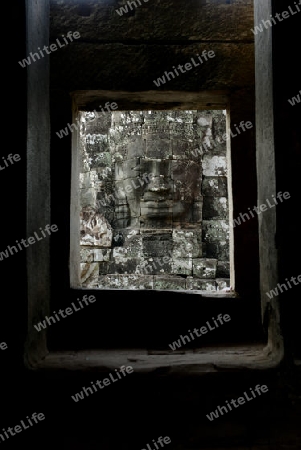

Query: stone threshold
left=30, top=343, right=282, bottom=373
left=78, top=288, right=239, bottom=297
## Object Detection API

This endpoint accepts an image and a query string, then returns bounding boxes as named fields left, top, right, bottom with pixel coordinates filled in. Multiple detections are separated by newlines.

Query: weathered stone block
left=115, top=230, right=143, bottom=258
left=142, top=124, right=170, bottom=140
left=168, top=111, right=195, bottom=123
left=217, top=241, right=230, bottom=261
left=216, top=278, right=231, bottom=291
left=218, top=177, right=228, bottom=196
left=193, top=258, right=217, bottom=278
left=191, top=201, right=203, bottom=223
left=172, top=160, right=202, bottom=197
left=142, top=232, right=172, bottom=257
left=126, top=135, right=144, bottom=159
left=146, top=138, right=171, bottom=159
left=202, top=220, right=230, bottom=243
left=96, top=164, right=113, bottom=181
left=79, top=171, right=96, bottom=190
left=98, top=274, right=119, bottom=289
left=98, top=274, right=153, bottom=290
left=99, top=262, right=110, bottom=275
left=203, top=196, right=228, bottom=220
left=172, top=230, right=202, bottom=258
left=114, top=111, right=144, bottom=127
left=117, top=274, right=153, bottom=290
left=80, top=248, right=94, bottom=263
left=108, top=257, right=143, bottom=274
left=93, top=248, right=111, bottom=262
left=204, top=242, right=218, bottom=258
left=80, top=263, right=99, bottom=287
left=217, top=261, right=230, bottom=278
left=85, top=135, right=110, bottom=165
left=212, top=113, right=227, bottom=140
left=172, top=139, right=200, bottom=161
left=186, top=278, right=217, bottom=291
left=202, top=155, right=227, bottom=176
left=80, top=187, right=97, bottom=209
left=85, top=112, right=112, bottom=135
left=136, top=256, right=172, bottom=275
left=202, top=177, right=218, bottom=196
left=171, top=258, right=192, bottom=275
left=153, top=276, right=186, bottom=290
left=202, top=176, right=228, bottom=197
left=112, top=243, right=141, bottom=260
left=196, top=113, right=212, bottom=128
left=169, top=122, right=195, bottom=139
left=203, top=241, right=229, bottom=260
left=51, top=1, right=255, bottom=45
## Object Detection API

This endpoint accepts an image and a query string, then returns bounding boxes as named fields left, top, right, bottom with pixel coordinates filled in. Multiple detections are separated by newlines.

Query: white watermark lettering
left=266, top=273, right=301, bottom=299
left=230, top=192, right=291, bottom=228
left=251, top=1, right=301, bottom=35
left=55, top=102, right=118, bottom=139
left=97, top=172, right=154, bottom=208
left=115, top=0, right=150, bottom=17
left=0, top=342, right=8, bottom=351
left=0, top=412, right=45, bottom=443
left=71, top=366, right=134, bottom=402
left=168, top=314, right=231, bottom=351
left=190, top=120, right=253, bottom=159
left=141, top=436, right=171, bottom=450
left=0, top=153, right=21, bottom=172
left=206, top=384, right=269, bottom=421
left=288, top=89, right=301, bottom=106
left=0, top=224, right=58, bottom=262
left=153, top=51, right=216, bottom=87
left=18, top=31, right=81, bottom=68
left=34, top=294, right=96, bottom=332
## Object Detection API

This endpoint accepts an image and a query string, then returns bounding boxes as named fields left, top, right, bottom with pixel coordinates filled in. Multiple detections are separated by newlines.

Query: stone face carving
left=79, top=110, right=230, bottom=290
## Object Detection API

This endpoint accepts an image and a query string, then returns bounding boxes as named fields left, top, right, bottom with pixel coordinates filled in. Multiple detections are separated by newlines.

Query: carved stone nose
left=147, top=175, right=170, bottom=193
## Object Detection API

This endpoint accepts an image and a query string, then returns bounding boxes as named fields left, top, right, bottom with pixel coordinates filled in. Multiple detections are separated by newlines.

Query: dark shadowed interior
left=2, top=0, right=301, bottom=449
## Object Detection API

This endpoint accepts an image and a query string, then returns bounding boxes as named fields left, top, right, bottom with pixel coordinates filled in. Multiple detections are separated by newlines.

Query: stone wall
left=79, top=110, right=230, bottom=290
left=49, top=0, right=258, bottom=298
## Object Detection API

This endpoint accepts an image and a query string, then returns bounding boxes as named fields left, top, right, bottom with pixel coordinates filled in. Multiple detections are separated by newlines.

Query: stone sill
left=79, top=287, right=239, bottom=298
left=29, top=344, right=282, bottom=374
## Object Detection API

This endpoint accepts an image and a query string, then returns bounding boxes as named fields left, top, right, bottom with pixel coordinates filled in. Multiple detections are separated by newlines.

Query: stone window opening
left=77, top=109, right=232, bottom=292
left=24, top=0, right=284, bottom=371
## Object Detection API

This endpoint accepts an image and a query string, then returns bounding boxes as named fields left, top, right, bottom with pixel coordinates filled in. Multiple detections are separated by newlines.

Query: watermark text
left=0, top=224, right=58, bottom=262
left=0, top=412, right=45, bottom=443
left=153, top=51, right=215, bottom=87
left=0, top=153, right=21, bottom=172
left=18, top=32, right=81, bottom=68
left=251, top=2, right=301, bottom=35
left=71, top=365, right=133, bottom=402
left=230, top=192, right=290, bottom=228
left=169, top=314, right=231, bottom=351
left=34, top=294, right=96, bottom=332
left=206, top=384, right=268, bottom=421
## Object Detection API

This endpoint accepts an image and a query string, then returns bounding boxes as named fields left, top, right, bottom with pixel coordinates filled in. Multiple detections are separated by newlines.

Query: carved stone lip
left=141, top=201, right=172, bottom=209
left=143, top=193, right=172, bottom=201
